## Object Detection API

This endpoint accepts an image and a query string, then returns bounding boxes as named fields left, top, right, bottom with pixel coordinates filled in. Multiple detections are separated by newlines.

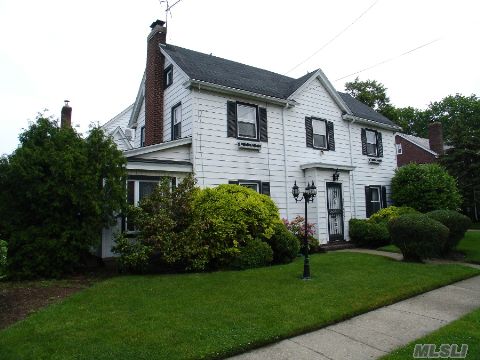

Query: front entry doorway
left=326, top=182, right=344, bottom=242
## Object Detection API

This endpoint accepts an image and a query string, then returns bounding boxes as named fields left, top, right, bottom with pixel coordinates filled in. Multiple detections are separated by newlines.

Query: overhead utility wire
left=334, top=38, right=441, bottom=81
left=284, top=0, right=378, bottom=75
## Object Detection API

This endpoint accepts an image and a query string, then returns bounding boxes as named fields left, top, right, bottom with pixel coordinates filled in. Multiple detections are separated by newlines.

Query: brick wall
left=396, top=135, right=437, bottom=167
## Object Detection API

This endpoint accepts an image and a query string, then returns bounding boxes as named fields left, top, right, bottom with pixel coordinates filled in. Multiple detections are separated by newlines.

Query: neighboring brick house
left=395, top=123, right=446, bottom=167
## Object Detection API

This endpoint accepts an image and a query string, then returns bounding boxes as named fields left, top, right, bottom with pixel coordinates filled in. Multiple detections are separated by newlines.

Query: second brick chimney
left=61, top=100, right=72, bottom=128
left=428, top=122, right=444, bottom=155
left=144, top=20, right=167, bottom=146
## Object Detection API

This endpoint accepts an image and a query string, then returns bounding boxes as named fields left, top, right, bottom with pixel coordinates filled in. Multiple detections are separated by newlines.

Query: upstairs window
left=395, top=143, right=403, bottom=155
left=305, top=117, right=335, bottom=151
left=140, top=126, right=145, bottom=147
left=312, top=119, right=327, bottom=149
left=164, top=65, right=173, bottom=88
left=171, top=103, right=182, bottom=140
left=361, top=128, right=383, bottom=157
left=226, top=101, right=268, bottom=142
left=237, top=103, right=258, bottom=139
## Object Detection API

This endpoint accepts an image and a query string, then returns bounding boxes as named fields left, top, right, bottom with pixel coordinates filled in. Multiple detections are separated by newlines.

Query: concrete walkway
left=228, top=275, right=480, bottom=360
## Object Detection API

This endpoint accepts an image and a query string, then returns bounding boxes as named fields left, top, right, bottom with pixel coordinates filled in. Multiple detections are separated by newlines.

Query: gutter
left=184, top=79, right=298, bottom=107
left=343, top=114, right=401, bottom=132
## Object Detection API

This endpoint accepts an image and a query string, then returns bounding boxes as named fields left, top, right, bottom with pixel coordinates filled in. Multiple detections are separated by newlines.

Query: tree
left=391, top=163, right=462, bottom=213
left=345, top=77, right=391, bottom=111
left=0, top=116, right=126, bottom=278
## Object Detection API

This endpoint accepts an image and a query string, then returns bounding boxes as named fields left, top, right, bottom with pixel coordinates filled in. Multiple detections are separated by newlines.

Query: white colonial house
left=101, top=20, right=400, bottom=258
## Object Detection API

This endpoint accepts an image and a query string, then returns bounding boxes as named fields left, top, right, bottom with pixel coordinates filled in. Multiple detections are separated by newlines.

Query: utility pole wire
left=334, top=38, right=441, bottom=82
left=284, top=0, right=379, bottom=76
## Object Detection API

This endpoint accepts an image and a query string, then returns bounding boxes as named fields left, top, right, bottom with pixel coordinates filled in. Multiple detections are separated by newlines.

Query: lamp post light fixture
left=292, top=180, right=317, bottom=279
left=332, top=169, right=340, bottom=182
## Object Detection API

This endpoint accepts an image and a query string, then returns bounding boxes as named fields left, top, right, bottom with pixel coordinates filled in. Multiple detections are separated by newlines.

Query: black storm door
left=326, top=182, right=344, bottom=242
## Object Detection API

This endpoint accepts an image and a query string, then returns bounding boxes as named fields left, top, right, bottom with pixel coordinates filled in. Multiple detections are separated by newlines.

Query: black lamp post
left=292, top=180, right=317, bottom=279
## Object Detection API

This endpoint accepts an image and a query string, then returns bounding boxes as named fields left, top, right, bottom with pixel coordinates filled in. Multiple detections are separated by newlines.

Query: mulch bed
left=0, top=275, right=106, bottom=330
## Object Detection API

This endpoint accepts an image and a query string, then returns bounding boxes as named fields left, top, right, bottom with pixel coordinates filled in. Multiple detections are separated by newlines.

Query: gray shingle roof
left=337, top=92, right=398, bottom=127
left=163, top=44, right=396, bottom=127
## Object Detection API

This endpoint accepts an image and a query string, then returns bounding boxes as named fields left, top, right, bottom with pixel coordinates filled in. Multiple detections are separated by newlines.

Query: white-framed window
left=366, top=129, right=378, bottom=156
left=312, top=119, right=327, bottom=149
left=238, top=181, right=260, bottom=192
left=237, top=103, right=258, bottom=139
left=396, top=143, right=403, bottom=155
left=164, top=65, right=173, bottom=88
left=172, top=103, right=182, bottom=140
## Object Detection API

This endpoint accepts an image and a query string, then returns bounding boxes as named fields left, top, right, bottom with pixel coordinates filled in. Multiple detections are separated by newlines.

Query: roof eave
left=343, top=114, right=401, bottom=131
left=395, top=133, right=438, bottom=156
left=185, top=79, right=297, bottom=107
left=123, top=137, right=192, bottom=157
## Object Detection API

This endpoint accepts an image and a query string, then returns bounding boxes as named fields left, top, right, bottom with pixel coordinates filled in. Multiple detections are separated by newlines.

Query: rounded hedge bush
left=388, top=214, right=449, bottom=262
left=369, top=206, right=419, bottom=224
left=230, top=239, right=273, bottom=270
left=391, top=163, right=462, bottom=212
left=349, top=219, right=390, bottom=248
left=193, top=184, right=280, bottom=246
left=426, top=210, right=472, bottom=255
left=267, top=222, right=300, bottom=264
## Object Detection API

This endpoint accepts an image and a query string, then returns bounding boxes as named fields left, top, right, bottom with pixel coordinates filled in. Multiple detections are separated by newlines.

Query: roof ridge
left=163, top=43, right=312, bottom=82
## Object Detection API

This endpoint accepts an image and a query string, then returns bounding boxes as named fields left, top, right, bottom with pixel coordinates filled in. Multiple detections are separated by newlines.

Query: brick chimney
left=61, top=100, right=72, bottom=128
left=144, top=20, right=167, bottom=146
left=428, top=122, right=444, bottom=155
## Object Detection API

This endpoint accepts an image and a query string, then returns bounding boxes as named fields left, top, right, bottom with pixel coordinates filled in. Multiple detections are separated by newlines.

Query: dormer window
left=164, top=65, right=173, bottom=88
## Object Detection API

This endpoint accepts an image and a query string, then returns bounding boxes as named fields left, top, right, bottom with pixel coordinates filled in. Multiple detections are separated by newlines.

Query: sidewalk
left=228, top=275, right=480, bottom=360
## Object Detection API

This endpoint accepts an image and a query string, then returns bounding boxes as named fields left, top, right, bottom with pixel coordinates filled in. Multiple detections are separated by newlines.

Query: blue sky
left=1, top=0, right=478, bottom=155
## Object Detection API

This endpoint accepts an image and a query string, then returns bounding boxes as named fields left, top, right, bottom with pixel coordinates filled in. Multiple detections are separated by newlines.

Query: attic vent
left=124, top=128, right=133, bottom=140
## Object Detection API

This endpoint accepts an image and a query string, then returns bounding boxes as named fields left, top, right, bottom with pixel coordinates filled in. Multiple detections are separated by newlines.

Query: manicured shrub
left=112, top=234, right=153, bottom=274
left=267, top=223, right=300, bottom=264
left=369, top=206, right=419, bottom=224
left=193, top=184, right=280, bottom=252
left=230, top=239, right=273, bottom=270
left=0, top=240, right=7, bottom=277
left=388, top=214, right=449, bottom=262
left=349, top=219, right=390, bottom=248
left=426, top=210, right=472, bottom=255
left=391, top=163, right=462, bottom=212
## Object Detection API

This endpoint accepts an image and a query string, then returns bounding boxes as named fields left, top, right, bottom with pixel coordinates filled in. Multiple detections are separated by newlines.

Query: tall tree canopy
left=345, top=77, right=391, bottom=111
left=0, top=117, right=126, bottom=278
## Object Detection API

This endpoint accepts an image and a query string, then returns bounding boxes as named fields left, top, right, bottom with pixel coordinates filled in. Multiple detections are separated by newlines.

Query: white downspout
left=281, top=105, right=290, bottom=218
left=348, top=119, right=357, bottom=218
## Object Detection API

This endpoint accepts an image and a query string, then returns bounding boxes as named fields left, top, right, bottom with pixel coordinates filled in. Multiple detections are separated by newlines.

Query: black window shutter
left=228, top=180, right=239, bottom=185
left=305, top=117, right=313, bottom=148
left=381, top=186, right=387, bottom=209
left=361, top=128, right=367, bottom=155
left=365, top=186, right=373, bottom=218
left=376, top=131, right=383, bottom=157
left=171, top=177, right=177, bottom=189
left=227, top=101, right=237, bottom=138
left=261, top=182, right=270, bottom=196
left=259, top=107, right=268, bottom=142
left=327, top=121, right=335, bottom=151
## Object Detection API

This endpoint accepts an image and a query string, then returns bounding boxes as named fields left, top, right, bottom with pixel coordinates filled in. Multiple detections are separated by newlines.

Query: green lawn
left=378, top=231, right=480, bottom=264
left=381, top=307, right=480, bottom=359
left=0, top=252, right=478, bottom=360
left=457, top=231, right=480, bottom=264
